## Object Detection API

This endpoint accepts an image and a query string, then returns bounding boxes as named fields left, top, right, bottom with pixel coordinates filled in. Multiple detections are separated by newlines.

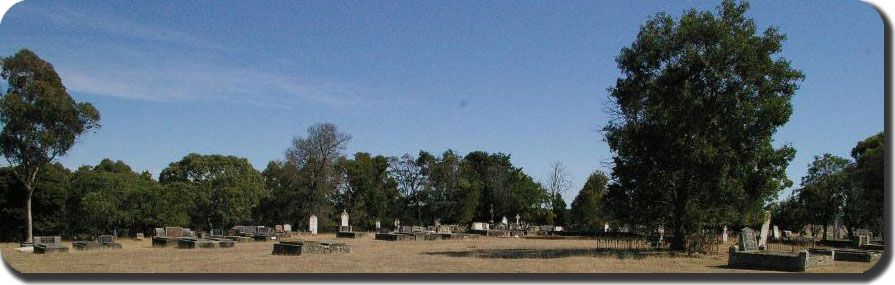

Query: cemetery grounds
left=1, top=234, right=879, bottom=273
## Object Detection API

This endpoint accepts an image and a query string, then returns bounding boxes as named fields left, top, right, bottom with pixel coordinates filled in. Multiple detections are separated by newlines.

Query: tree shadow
left=425, top=248, right=672, bottom=260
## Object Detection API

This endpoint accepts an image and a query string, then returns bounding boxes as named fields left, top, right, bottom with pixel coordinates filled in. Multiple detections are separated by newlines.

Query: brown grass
left=1, top=234, right=879, bottom=273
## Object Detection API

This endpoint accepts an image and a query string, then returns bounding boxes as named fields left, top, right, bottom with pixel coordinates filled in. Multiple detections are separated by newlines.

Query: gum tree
left=0, top=49, right=100, bottom=243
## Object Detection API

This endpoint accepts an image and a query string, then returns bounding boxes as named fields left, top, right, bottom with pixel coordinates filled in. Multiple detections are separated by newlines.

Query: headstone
left=434, top=219, right=441, bottom=227
left=309, top=215, right=318, bottom=235
left=515, top=214, right=520, bottom=225
left=739, top=228, right=759, bottom=251
left=400, top=226, right=412, bottom=233
left=136, top=233, right=145, bottom=240
left=394, top=218, right=400, bottom=229
left=341, top=210, right=349, bottom=227
left=772, top=225, right=780, bottom=240
left=284, top=224, right=292, bottom=232
left=275, top=225, right=284, bottom=232
left=154, top=227, right=166, bottom=237
left=99, top=235, right=115, bottom=244
left=758, top=210, right=771, bottom=248
left=604, top=222, right=609, bottom=232
left=472, top=222, right=486, bottom=231
left=501, top=216, right=508, bottom=225
left=165, top=227, right=184, bottom=238
left=375, top=220, right=381, bottom=230
left=722, top=226, right=728, bottom=242
left=211, top=229, right=224, bottom=237
left=554, top=226, right=563, bottom=232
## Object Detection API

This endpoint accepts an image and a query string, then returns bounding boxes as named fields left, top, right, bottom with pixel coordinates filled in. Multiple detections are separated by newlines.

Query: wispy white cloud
left=7, top=1, right=405, bottom=109
left=12, top=1, right=232, bottom=52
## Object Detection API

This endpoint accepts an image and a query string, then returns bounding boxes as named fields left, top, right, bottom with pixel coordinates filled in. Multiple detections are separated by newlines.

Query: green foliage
left=847, top=132, right=884, bottom=236
left=551, top=193, right=570, bottom=227
left=603, top=1, right=802, bottom=249
left=69, top=159, right=166, bottom=237
left=571, top=171, right=609, bottom=230
left=159, top=153, right=265, bottom=231
left=338, top=152, right=401, bottom=229
left=0, top=49, right=100, bottom=241
left=0, top=163, right=69, bottom=241
left=794, top=154, right=852, bottom=234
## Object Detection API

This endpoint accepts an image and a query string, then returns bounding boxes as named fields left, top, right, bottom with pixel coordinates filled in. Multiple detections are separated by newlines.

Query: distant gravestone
left=501, top=216, right=508, bottom=225
left=309, top=215, right=318, bottom=235
left=604, top=222, right=609, bottom=232
left=758, top=211, right=771, bottom=248
left=772, top=225, right=780, bottom=240
left=515, top=214, right=520, bottom=225
left=375, top=220, right=381, bottom=230
left=394, top=218, right=401, bottom=230
left=275, top=225, right=284, bottom=232
left=739, top=228, right=759, bottom=251
left=165, top=227, right=184, bottom=238
left=284, top=224, right=292, bottom=232
left=211, top=229, right=223, bottom=237
left=472, top=222, right=486, bottom=231
left=722, top=226, right=728, bottom=242
left=136, top=233, right=144, bottom=240
left=341, top=210, right=349, bottom=227
left=154, top=228, right=165, bottom=237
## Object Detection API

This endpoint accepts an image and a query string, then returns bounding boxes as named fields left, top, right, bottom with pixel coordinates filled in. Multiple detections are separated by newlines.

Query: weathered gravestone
left=165, top=227, right=184, bottom=238
left=284, top=224, right=292, bottom=232
left=33, top=236, right=68, bottom=254
left=758, top=211, right=771, bottom=248
left=275, top=225, right=283, bottom=232
left=471, top=222, right=487, bottom=231
left=722, top=226, right=728, bottom=242
left=773, top=226, right=780, bottom=240
left=154, top=227, right=166, bottom=237
left=739, top=228, right=759, bottom=251
left=211, top=229, right=224, bottom=238
left=375, top=220, right=381, bottom=230
left=309, top=215, right=318, bottom=235
left=136, top=233, right=144, bottom=240
left=341, top=210, right=349, bottom=227
left=501, top=216, right=508, bottom=225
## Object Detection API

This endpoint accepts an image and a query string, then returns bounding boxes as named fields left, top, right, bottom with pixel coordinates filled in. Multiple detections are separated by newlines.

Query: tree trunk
left=25, top=186, right=33, bottom=244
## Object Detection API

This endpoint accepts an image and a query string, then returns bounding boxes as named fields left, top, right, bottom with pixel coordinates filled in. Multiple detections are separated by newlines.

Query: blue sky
left=0, top=0, right=883, bottom=203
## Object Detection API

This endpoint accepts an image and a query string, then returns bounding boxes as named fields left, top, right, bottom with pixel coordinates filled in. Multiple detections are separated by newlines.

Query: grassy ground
left=1, top=234, right=879, bottom=273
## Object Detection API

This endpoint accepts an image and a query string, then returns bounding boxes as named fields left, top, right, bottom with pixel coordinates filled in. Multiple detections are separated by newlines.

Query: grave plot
left=32, top=236, right=69, bottom=254
left=727, top=228, right=834, bottom=272
left=72, top=235, right=122, bottom=251
left=175, top=237, right=237, bottom=249
left=272, top=240, right=351, bottom=256
left=334, top=210, right=370, bottom=239
left=832, top=249, right=882, bottom=262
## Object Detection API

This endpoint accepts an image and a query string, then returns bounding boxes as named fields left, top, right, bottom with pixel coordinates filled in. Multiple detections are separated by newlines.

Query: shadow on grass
left=425, top=248, right=675, bottom=260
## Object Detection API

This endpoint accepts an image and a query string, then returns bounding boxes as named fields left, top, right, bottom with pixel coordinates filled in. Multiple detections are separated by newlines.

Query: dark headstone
left=739, top=228, right=759, bottom=251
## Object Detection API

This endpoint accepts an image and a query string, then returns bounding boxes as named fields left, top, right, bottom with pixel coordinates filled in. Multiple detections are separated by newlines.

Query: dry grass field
left=1, top=234, right=879, bottom=273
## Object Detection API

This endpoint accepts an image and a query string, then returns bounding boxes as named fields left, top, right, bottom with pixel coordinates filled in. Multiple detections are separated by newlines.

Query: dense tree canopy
left=603, top=0, right=802, bottom=249
left=571, top=171, right=609, bottom=230
left=159, top=154, right=266, bottom=231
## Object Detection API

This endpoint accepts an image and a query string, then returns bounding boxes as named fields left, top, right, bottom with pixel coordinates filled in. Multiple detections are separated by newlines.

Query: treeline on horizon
left=0, top=123, right=884, bottom=242
left=0, top=123, right=582, bottom=241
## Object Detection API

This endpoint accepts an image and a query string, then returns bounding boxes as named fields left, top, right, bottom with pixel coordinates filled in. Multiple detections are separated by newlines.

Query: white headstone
left=472, top=222, right=485, bottom=230
left=501, top=216, right=508, bottom=225
left=394, top=218, right=400, bottom=228
left=284, top=224, right=292, bottom=232
left=341, top=210, right=349, bottom=227
left=375, top=220, right=381, bottom=229
left=309, top=215, right=318, bottom=235
left=758, top=210, right=771, bottom=248
left=604, top=222, right=609, bottom=232
left=515, top=214, right=520, bottom=225
left=722, top=226, right=728, bottom=242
